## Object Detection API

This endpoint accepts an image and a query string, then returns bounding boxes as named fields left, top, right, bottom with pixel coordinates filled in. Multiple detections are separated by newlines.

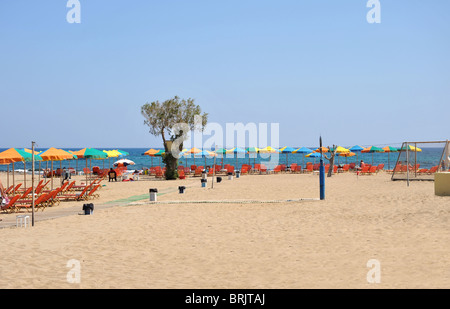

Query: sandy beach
left=0, top=171, right=449, bottom=289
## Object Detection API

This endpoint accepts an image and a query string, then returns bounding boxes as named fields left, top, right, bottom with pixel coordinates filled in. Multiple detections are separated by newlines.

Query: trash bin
left=149, top=188, right=158, bottom=201
left=178, top=186, right=186, bottom=194
left=82, top=203, right=94, bottom=215
left=235, top=170, right=241, bottom=178
left=216, top=176, right=222, bottom=183
left=201, top=178, right=207, bottom=188
left=228, top=172, right=233, bottom=180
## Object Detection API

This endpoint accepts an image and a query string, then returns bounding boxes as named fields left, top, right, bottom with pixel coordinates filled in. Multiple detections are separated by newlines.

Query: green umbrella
left=362, top=146, right=385, bottom=165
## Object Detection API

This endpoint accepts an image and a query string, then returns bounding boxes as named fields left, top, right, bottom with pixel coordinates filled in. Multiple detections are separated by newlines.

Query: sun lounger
left=86, top=184, right=101, bottom=200
left=14, top=192, right=52, bottom=213
left=1, top=195, right=21, bottom=213
left=59, top=184, right=91, bottom=202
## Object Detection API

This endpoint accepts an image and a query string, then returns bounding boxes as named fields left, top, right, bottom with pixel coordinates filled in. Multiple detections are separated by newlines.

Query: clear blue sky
left=1, top=1, right=449, bottom=149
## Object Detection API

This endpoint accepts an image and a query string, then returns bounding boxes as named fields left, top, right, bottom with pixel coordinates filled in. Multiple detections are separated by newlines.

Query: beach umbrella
left=117, top=149, right=129, bottom=156
left=211, top=148, right=228, bottom=169
left=349, top=145, right=364, bottom=152
left=361, top=146, right=385, bottom=165
left=399, top=145, right=422, bottom=152
left=194, top=150, right=216, bottom=168
left=185, top=147, right=201, bottom=166
left=280, top=147, right=296, bottom=166
left=330, top=146, right=350, bottom=153
left=306, top=152, right=324, bottom=158
left=314, top=147, right=329, bottom=153
left=258, top=146, right=280, bottom=153
left=72, top=148, right=107, bottom=185
left=154, top=149, right=165, bottom=167
left=329, top=146, right=350, bottom=165
left=0, top=148, right=43, bottom=193
left=246, top=147, right=259, bottom=168
left=103, top=150, right=122, bottom=168
left=339, top=152, right=356, bottom=164
left=294, top=147, right=313, bottom=166
left=383, top=146, right=399, bottom=170
left=39, top=148, right=76, bottom=190
left=113, top=159, right=135, bottom=167
left=226, top=147, right=247, bottom=169
left=306, top=151, right=324, bottom=164
left=349, top=145, right=364, bottom=164
left=143, top=149, right=160, bottom=167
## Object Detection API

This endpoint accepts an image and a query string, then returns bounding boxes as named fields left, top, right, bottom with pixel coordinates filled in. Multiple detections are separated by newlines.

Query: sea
left=0, top=147, right=446, bottom=172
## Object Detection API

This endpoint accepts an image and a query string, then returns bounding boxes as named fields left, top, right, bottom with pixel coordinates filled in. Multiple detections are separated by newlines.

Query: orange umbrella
left=315, top=147, right=329, bottom=153
left=40, top=148, right=76, bottom=190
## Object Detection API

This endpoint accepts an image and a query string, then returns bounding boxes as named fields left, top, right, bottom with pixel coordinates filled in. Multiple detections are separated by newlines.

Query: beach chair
left=273, top=165, right=282, bottom=173
left=14, top=193, right=50, bottom=213
left=290, top=163, right=297, bottom=173
left=295, top=165, right=302, bottom=173
left=241, top=166, right=249, bottom=175
left=59, top=184, right=91, bottom=202
left=155, top=170, right=163, bottom=178
left=86, top=184, right=101, bottom=200
left=377, top=164, right=385, bottom=171
left=1, top=195, right=21, bottom=213
left=359, top=166, right=370, bottom=175
left=341, top=164, right=350, bottom=172
left=260, top=164, right=268, bottom=174
left=305, top=164, right=313, bottom=173
left=367, top=166, right=378, bottom=175
left=207, top=168, right=214, bottom=176
left=178, top=169, right=186, bottom=179
left=349, top=163, right=356, bottom=170
left=6, top=183, right=22, bottom=196
left=226, top=166, right=235, bottom=175
left=427, top=166, right=439, bottom=174
left=190, top=165, right=197, bottom=173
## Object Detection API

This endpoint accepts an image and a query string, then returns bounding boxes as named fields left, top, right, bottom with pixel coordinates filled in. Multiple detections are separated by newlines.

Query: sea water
left=0, top=147, right=445, bottom=172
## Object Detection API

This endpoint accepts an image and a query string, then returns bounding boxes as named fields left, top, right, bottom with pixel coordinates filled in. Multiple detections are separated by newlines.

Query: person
left=133, top=170, right=140, bottom=181
left=0, top=179, right=9, bottom=207
left=360, top=160, right=365, bottom=168
left=61, top=167, right=71, bottom=185
left=108, top=168, right=117, bottom=182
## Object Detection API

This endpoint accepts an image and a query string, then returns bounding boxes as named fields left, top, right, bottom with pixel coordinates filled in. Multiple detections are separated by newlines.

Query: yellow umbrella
left=258, top=146, right=280, bottom=153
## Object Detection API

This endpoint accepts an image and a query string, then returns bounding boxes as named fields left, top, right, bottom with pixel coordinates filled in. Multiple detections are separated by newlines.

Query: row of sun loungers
left=1, top=176, right=105, bottom=214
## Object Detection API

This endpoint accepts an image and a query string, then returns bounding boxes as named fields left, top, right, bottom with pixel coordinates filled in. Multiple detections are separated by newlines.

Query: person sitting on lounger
left=108, top=168, right=117, bottom=182
left=0, top=179, right=9, bottom=206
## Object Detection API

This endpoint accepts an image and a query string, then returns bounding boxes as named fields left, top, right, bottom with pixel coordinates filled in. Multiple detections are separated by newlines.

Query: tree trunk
left=325, top=145, right=338, bottom=178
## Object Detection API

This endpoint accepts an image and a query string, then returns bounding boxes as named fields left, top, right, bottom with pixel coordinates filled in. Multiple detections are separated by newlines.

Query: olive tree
left=141, top=96, right=208, bottom=180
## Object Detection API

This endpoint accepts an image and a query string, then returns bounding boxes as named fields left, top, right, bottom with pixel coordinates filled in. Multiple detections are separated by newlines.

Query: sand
left=0, top=171, right=449, bottom=289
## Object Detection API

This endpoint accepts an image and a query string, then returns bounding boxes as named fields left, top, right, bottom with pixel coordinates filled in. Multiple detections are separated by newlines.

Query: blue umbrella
left=349, top=145, right=364, bottom=152
left=194, top=150, right=216, bottom=168
left=294, top=147, right=314, bottom=166
left=226, top=147, right=246, bottom=169
left=280, top=147, right=296, bottom=166
left=349, top=145, right=365, bottom=164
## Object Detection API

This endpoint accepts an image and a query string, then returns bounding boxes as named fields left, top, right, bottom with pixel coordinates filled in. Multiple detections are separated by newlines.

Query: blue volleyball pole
left=319, top=136, right=325, bottom=200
